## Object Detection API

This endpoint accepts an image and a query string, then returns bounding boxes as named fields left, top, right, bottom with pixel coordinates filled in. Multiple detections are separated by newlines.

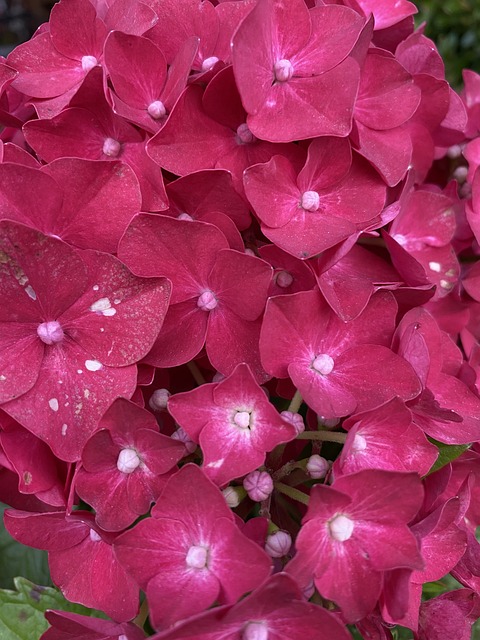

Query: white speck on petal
left=90, top=297, right=116, bottom=316
left=440, top=280, right=453, bottom=290
left=25, top=285, right=37, bottom=300
left=85, top=360, right=102, bottom=371
left=0, top=375, right=6, bottom=381
left=113, top=298, right=121, bottom=305
left=428, top=261, right=441, bottom=272
left=61, top=424, right=68, bottom=436
left=48, top=398, right=59, bottom=412
left=77, top=369, right=83, bottom=374
left=84, top=389, right=90, bottom=399
left=206, top=458, right=224, bottom=469
left=92, top=284, right=99, bottom=291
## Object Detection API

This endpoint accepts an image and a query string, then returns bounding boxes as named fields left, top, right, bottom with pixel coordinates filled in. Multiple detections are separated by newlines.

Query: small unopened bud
left=453, top=166, right=468, bottom=183
left=222, top=485, right=245, bottom=508
left=212, top=371, right=226, bottom=383
left=318, top=415, right=340, bottom=429
left=236, top=123, right=256, bottom=145
left=273, top=58, right=294, bottom=82
left=201, top=56, right=219, bottom=72
left=328, top=513, right=354, bottom=541
left=306, top=454, right=330, bottom=479
left=265, top=530, right=292, bottom=557
left=303, top=580, right=315, bottom=599
left=280, top=411, right=305, bottom=434
left=171, top=427, right=196, bottom=454
left=447, top=144, right=462, bottom=159
left=242, top=621, right=268, bottom=640
left=186, top=545, right=208, bottom=569
left=147, top=100, right=166, bottom=119
left=149, top=388, right=170, bottom=411
left=102, top=137, right=121, bottom=157
left=37, top=320, right=64, bottom=345
left=276, top=270, right=293, bottom=288
left=243, top=470, right=273, bottom=502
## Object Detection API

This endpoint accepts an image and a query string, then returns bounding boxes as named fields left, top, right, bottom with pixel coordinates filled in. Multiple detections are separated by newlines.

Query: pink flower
left=287, top=470, right=424, bottom=622
left=0, top=221, right=170, bottom=461
left=113, top=464, right=272, bottom=629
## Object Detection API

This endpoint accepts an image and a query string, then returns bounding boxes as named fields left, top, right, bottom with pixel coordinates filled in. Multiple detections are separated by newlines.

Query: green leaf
left=427, top=440, right=470, bottom=475
left=0, top=577, right=105, bottom=640
left=0, top=505, right=51, bottom=589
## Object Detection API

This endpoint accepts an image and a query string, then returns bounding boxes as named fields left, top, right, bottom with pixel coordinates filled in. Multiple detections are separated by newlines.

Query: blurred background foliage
left=417, top=0, right=480, bottom=87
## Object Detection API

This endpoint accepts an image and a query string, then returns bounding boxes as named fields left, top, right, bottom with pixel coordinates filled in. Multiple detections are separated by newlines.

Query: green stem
left=287, top=389, right=303, bottom=413
left=296, top=430, right=347, bottom=443
left=274, top=481, right=310, bottom=506
left=134, top=598, right=149, bottom=629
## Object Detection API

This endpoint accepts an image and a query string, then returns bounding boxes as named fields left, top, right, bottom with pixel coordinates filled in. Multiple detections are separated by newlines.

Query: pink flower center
left=242, top=621, right=269, bottom=640
left=233, top=411, right=251, bottom=429
left=328, top=514, right=354, bottom=541
left=186, top=545, right=209, bottom=569
left=236, top=123, right=256, bottom=145
left=276, top=270, right=293, bottom=288
left=37, top=321, right=64, bottom=345
left=89, top=529, right=102, bottom=542
left=81, top=55, right=98, bottom=72
left=117, top=448, right=141, bottom=474
left=301, top=190, right=320, bottom=212
left=312, top=354, right=334, bottom=375
left=273, top=59, right=294, bottom=82
left=197, top=290, right=218, bottom=311
left=352, top=433, right=367, bottom=453
left=201, top=56, right=219, bottom=72
left=149, top=388, right=170, bottom=411
left=177, top=212, right=194, bottom=221
left=102, top=137, right=121, bottom=157
left=147, top=100, right=166, bottom=119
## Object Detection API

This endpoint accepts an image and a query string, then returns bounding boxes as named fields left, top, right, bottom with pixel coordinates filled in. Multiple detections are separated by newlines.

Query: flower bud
left=149, top=388, right=170, bottom=411
left=171, top=427, right=196, bottom=454
left=243, top=470, right=273, bottom=502
left=306, top=454, right=330, bottom=479
left=280, top=411, right=305, bottom=434
left=222, top=486, right=245, bottom=508
left=265, top=530, right=292, bottom=557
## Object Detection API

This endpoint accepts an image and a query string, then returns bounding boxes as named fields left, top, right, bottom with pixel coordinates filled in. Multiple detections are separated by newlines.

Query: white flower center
left=328, top=514, right=354, bottom=542
left=37, top=321, right=64, bottom=345
left=147, top=100, right=166, bottom=119
left=102, top=137, right=121, bottom=157
left=242, top=621, right=269, bottom=640
left=233, top=411, right=251, bottom=429
left=117, top=448, right=141, bottom=474
left=312, top=354, right=334, bottom=375
left=197, top=290, right=218, bottom=311
left=81, top=55, right=98, bottom=72
left=301, top=190, right=320, bottom=212
left=186, top=545, right=209, bottom=569
left=273, top=59, right=294, bottom=82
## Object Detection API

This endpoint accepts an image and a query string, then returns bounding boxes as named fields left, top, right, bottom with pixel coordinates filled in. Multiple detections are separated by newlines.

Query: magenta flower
left=0, top=221, right=170, bottom=461
left=104, top=31, right=197, bottom=134
left=148, top=573, right=352, bottom=640
left=4, top=510, right=139, bottom=621
left=0, top=158, right=141, bottom=253
left=231, top=0, right=364, bottom=141
left=335, top=398, right=438, bottom=478
left=244, top=137, right=386, bottom=259
left=75, top=398, right=184, bottom=531
left=416, top=589, right=480, bottom=640
left=260, top=290, right=421, bottom=418
left=118, top=214, right=272, bottom=381
left=114, top=464, right=272, bottom=629
left=168, top=363, right=296, bottom=486
left=287, top=470, right=424, bottom=622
